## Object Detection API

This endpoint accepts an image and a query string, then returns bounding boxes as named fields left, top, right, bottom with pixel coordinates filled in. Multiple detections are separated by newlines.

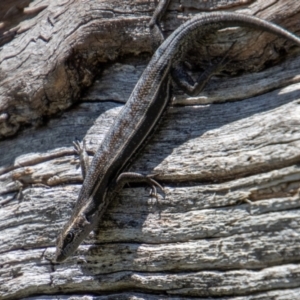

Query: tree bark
left=1, top=0, right=300, bottom=299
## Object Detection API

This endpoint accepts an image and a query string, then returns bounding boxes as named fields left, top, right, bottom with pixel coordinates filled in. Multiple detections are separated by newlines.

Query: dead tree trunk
left=1, top=0, right=300, bottom=299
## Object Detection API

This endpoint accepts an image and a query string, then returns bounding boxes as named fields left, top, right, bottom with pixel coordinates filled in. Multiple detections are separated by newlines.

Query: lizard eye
left=65, top=232, right=74, bottom=243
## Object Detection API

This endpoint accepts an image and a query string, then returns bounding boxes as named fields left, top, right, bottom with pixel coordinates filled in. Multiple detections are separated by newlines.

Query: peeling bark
left=1, top=0, right=300, bottom=299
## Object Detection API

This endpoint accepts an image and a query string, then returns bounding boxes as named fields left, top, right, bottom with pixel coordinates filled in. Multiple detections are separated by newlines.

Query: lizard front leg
left=73, top=139, right=91, bottom=180
left=114, top=172, right=164, bottom=199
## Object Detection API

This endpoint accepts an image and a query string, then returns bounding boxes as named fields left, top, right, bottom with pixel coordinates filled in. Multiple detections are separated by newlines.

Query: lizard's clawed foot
left=73, top=139, right=85, bottom=155
left=145, top=174, right=165, bottom=199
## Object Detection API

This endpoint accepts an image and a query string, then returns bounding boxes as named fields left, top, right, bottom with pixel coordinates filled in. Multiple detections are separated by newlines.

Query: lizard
left=55, top=1, right=300, bottom=262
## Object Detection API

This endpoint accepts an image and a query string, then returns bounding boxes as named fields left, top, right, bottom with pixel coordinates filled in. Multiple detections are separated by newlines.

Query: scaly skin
left=55, top=11, right=300, bottom=262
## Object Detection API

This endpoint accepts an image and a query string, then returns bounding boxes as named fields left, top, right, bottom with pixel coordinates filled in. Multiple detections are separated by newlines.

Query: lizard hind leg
left=149, top=0, right=172, bottom=50
left=171, top=42, right=237, bottom=96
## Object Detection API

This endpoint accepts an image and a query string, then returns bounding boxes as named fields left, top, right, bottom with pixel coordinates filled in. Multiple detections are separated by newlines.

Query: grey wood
left=1, top=0, right=300, bottom=299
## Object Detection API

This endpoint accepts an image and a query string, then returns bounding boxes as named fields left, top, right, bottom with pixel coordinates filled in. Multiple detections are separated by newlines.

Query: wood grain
left=1, top=0, right=300, bottom=299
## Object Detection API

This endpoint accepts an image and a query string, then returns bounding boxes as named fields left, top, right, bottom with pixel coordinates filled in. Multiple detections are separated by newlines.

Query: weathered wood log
left=1, top=0, right=300, bottom=299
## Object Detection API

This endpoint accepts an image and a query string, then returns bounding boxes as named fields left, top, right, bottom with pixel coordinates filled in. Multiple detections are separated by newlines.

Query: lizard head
left=55, top=214, right=92, bottom=262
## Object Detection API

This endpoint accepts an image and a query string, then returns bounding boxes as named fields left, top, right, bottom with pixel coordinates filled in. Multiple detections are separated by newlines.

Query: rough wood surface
left=1, top=0, right=300, bottom=138
left=1, top=0, right=300, bottom=299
